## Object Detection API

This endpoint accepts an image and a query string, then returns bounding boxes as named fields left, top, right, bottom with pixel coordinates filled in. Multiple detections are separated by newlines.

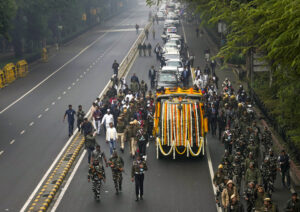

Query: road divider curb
left=24, top=21, right=152, bottom=212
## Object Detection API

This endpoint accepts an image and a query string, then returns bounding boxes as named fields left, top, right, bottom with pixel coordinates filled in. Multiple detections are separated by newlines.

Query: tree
left=0, top=0, right=17, bottom=39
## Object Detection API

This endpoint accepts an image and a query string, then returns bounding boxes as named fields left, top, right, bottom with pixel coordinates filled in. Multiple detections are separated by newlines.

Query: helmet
left=218, top=164, right=223, bottom=169
left=230, top=95, right=236, bottom=100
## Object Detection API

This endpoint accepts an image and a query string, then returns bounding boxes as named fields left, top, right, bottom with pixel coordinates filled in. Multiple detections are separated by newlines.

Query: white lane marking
left=20, top=130, right=25, bottom=135
left=50, top=150, right=86, bottom=212
left=146, top=142, right=149, bottom=148
left=0, top=151, right=3, bottom=156
left=38, top=114, right=42, bottom=119
left=87, top=68, right=89, bottom=71
left=67, top=87, right=71, bottom=90
left=83, top=72, right=86, bottom=75
left=76, top=78, right=79, bottom=82
left=52, top=102, right=55, bottom=105
left=92, top=62, right=95, bottom=65
left=89, top=65, right=92, bottom=68
left=20, top=128, right=80, bottom=212
left=63, top=91, right=67, bottom=95
left=0, top=32, right=108, bottom=115
left=29, top=122, right=34, bottom=127
left=72, top=82, right=75, bottom=86
left=10, top=139, right=15, bottom=144
left=57, top=96, right=61, bottom=100
left=45, top=108, right=49, bottom=112
left=206, top=141, right=222, bottom=212
left=80, top=75, right=83, bottom=78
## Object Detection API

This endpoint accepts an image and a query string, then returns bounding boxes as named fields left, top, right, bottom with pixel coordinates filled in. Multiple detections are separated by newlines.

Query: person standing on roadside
left=147, top=43, right=152, bottom=56
left=112, top=60, right=119, bottom=76
left=142, top=43, right=147, bottom=56
left=135, top=24, right=139, bottom=34
left=138, top=43, right=142, bottom=56
left=76, top=105, right=85, bottom=133
left=278, top=149, right=291, bottom=189
left=152, top=28, right=155, bottom=39
left=148, top=66, right=156, bottom=89
left=145, top=28, right=149, bottom=40
left=64, top=104, right=76, bottom=137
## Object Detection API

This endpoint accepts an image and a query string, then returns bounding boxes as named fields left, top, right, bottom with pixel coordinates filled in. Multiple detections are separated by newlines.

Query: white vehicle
left=163, top=49, right=181, bottom=61
left=160, top=66, right=180, bottom=81
left=163, top=19, right=177, bottom=29
left=166, top=38, right=181, bottom=49
left=163, top=42, right=179, bottom=51
left=167, top=33, right=182, bottom=39
left=165, top=59, right=184, bottom=73
left=157, top=12, right=165, bottom=20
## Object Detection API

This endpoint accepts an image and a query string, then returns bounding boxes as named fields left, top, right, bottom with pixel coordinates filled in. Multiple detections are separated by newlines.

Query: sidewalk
left=182, top=20, right=294, bottom=210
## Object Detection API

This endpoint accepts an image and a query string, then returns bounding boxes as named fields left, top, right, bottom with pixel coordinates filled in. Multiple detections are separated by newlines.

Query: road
left=53, top=14, right=217, bottom=212
left=0, top=1, right=152, bottom=211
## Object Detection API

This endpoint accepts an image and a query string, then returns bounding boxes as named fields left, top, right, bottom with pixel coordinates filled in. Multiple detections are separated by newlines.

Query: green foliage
left=184, top=0, right=300, bottom=152
left=0, top=0, right=17, bottom=39
left=2, top=0, right=126, bottom=58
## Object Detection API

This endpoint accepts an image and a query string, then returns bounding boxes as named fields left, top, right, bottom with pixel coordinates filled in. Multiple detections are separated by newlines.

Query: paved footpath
left=183, top=20, right=293, bottom=210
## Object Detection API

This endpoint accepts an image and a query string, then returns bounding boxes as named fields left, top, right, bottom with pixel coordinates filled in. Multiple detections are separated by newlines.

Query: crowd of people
left=64, top=69, right=155, bottom=201
left=191, top=62, right=299, bottom=211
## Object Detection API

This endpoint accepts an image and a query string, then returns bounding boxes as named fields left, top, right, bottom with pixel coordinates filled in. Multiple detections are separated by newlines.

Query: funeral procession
left=0, top=0, right=300, bottom=211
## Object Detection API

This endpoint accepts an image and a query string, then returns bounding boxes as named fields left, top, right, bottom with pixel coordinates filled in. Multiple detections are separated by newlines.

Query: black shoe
left=140, top=196, right=143, bottom=200
left=116, top=190, right=119, bottom=195
left=135, top=197, right=139, bottom=201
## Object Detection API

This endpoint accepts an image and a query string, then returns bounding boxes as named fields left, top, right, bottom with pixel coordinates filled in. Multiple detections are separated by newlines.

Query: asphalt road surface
left=0, top=1, right=152, bottom=211
left=54, top=13, right=217, bottom=212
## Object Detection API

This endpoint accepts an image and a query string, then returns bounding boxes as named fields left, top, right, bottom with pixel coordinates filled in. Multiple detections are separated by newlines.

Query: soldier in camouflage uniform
left=108, top=151, right=124, bottom=194
left=244, top=152, right=257, bottom=172
left=213, top=164, right=227, bottom=207
left=244, top=182, right=255, bottom=212
left=245, top=162, right=262, bottom=186
left=88, top=159, right=106, bottom=200
left=268, top=149, right=277, bottom=182
left=261, top=157, right=274, bottom=196
left=232, top=156, right=243, bottom=190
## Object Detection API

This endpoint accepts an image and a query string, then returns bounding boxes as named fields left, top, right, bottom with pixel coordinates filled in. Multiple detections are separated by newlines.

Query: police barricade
left=16, top=60, right=28, bottom=77
left=3, top=63, right=16, bottom=84
left=0, top=69, right=6, bottom=88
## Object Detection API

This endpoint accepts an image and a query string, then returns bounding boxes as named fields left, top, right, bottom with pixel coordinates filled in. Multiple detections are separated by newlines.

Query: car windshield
left=165, top=54, right=180, bottom=60
left=166, top=61, right=181, bottom=67
left=159, top=73, right=177, bottom=82
left=165, top=43, right=177, bottom=48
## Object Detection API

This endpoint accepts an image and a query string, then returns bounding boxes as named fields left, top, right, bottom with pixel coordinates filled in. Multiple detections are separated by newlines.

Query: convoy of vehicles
left=153, top=1, right=209, bottom=159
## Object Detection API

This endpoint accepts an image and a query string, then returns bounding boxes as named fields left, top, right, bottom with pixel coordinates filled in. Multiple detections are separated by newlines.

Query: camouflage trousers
left=112, top=170, right=122, bottom=191
left=92, top=179, right=102, bottom=199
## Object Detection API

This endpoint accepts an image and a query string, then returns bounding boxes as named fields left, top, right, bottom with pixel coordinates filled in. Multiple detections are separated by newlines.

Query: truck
left=153, top=87, right=208, bottom=159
